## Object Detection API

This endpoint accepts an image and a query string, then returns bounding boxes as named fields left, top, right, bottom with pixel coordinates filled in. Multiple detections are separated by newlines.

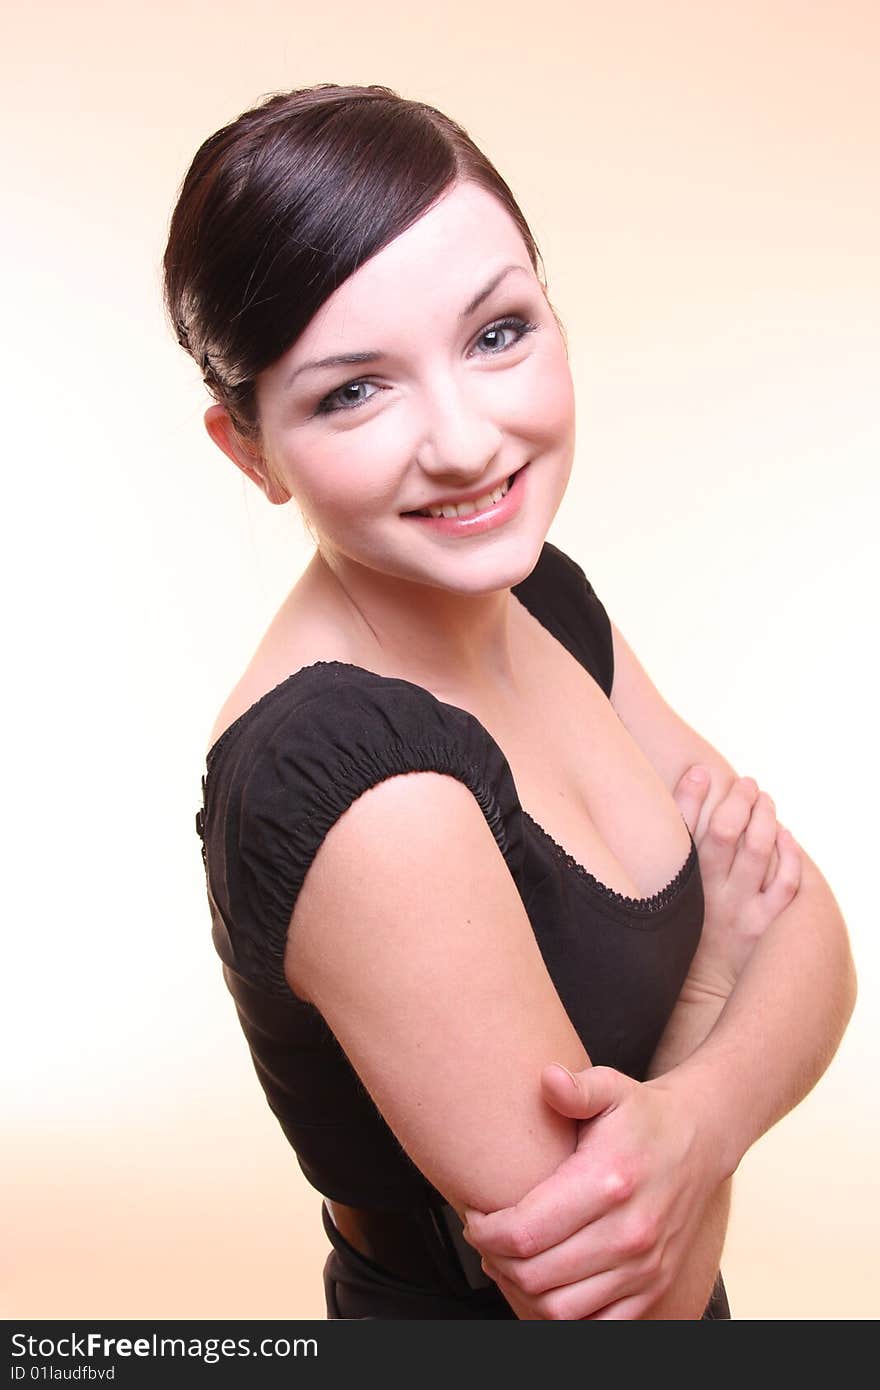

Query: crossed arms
left=283, top=621, right=856, bottom=1318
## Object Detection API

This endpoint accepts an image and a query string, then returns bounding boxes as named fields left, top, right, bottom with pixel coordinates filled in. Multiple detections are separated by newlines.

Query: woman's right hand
left=672, top=767, right=802, bottom=989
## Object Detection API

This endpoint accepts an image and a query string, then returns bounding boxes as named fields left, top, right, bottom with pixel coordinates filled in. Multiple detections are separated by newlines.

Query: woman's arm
left=464, top=626, right=855, bottom=1318
left=631, top=771, right=800, bottom=1317
left=608, top=622, right=857, bottom=1177
left=467, top=770, right=795, bottom=1318
left=283, top=770, right=590, bottom=1222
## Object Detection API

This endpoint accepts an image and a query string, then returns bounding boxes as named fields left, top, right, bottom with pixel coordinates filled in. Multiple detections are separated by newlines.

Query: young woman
left=167, top=83, right=856, bottom=1319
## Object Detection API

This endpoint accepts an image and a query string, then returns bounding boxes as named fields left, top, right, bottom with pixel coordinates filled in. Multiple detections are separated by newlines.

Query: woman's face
left=249, top=180, right=576, bottom=596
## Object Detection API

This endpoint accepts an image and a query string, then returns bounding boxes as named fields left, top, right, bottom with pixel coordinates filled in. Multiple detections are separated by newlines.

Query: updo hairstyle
left=163, top=83, right=547, bottom=444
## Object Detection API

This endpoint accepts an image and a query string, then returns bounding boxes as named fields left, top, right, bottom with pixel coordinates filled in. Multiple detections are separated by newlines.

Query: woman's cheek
left=297, top=435, right=400, bottom=523
left=540, top=355, right=576, bottom=434
left=509, top=350, right=575, bottom=441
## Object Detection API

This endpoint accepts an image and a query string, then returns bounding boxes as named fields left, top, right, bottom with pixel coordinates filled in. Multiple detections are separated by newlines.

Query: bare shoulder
left=206, top=582, right=362, bottom=754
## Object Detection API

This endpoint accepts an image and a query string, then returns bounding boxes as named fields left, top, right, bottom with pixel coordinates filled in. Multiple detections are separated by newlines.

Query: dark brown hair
left=163, top=83, right=546, bottom=441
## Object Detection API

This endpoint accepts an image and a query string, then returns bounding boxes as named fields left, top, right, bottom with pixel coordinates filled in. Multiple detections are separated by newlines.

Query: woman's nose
left=412, top=378, right=503, bottom=480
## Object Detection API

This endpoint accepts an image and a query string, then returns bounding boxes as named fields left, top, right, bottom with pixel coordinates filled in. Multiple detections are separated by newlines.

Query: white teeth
left=423, top=477, right=511, bottom=519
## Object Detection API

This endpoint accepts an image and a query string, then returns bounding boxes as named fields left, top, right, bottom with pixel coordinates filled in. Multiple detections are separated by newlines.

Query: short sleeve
left=511, top=542, right=615, bottom=696
left=198, top=664, right=525, bottom=998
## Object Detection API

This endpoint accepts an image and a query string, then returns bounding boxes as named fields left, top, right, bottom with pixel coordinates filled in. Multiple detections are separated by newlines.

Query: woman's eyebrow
left=460, top=262, right=529, bottom=319
left=285, top=264, right=530, bottom=388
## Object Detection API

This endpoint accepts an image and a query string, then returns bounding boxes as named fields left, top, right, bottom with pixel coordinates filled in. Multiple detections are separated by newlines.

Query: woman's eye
left=314, top=316, right=537, bottom=414
left=316, top=380, right=379, bottom=415
left=473, top=316, right=537, bottom=355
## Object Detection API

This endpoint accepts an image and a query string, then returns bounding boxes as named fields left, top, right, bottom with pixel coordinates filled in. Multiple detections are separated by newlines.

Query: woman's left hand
left=463, top=1061, right=721, bottom=1319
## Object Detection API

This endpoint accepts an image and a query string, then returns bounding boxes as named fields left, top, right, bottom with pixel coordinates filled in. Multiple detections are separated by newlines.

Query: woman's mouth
left=403, top=463, right=528, bottom=537
left=412, top=475, right=511, bottom=519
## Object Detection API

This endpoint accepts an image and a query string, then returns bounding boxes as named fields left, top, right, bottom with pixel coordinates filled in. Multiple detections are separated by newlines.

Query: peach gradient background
left=4, top=0, right=878, bottom=1320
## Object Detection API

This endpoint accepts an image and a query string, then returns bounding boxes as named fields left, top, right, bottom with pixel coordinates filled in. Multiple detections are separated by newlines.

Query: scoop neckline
left=522, top=811, right=697, bottom=919
left=202, top=655, right=696, bottom=917
left=201, top=544, right=696, bottom=914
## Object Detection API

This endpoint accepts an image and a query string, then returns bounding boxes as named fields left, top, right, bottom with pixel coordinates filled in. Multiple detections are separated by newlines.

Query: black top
left=196, top=541, right=704, bottom=1216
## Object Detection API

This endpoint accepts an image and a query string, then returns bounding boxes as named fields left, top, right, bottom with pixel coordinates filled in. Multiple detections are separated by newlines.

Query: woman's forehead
left=289, top=183, right=535, bottom=350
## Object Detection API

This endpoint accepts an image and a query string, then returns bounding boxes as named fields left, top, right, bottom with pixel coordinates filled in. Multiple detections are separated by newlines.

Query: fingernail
left=687, top=766, right=708, bottom=784
left=552, top=1063, right=580, bottom=1089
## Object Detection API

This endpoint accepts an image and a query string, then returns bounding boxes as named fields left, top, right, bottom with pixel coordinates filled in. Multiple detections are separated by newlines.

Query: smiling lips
left=402, top=462, right=528, bottom=536
left=412, top=476, right=512, bottom=519
left=405, top=466, right=524, bottom=518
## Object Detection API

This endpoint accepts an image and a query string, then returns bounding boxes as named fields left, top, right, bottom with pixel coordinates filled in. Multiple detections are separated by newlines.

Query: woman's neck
left=304, top=546, right=524, bottom=696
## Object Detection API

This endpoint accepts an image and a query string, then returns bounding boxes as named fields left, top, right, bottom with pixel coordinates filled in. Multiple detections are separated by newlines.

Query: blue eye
left=473, top=316, right=537, bottom=355
left=315, top=316, right=537, bottom=415
left=316, top=380, right=380, bottom=415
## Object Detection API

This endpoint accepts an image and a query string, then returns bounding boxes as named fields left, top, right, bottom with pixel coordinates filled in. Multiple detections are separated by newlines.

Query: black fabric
left=321, top=1191, right=730, bottom=1319
left=196, top=540, right=727, bottom=1318
left=320, top=1200, right=517, bottom=1320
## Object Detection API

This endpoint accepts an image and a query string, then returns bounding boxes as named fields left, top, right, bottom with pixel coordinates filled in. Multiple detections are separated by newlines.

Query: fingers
left=726, top=789, right=778, bottom=897
left=761, top=839, right=780, bottom=892
left=482, top=1214, right=623, bottom=1296
left=672, top=765, right=711, bottom=837
left=463, top=1146, right=622, bottom=1258
left=489, top=1261, right=631, bottom=1321
left=464, top=1067, right=638, bottom=1259
left=760, top=825, right=802, bottom=919
left=585, top=1292, right=652, bottom=1320
left=700, top=776, right=760, bottom=881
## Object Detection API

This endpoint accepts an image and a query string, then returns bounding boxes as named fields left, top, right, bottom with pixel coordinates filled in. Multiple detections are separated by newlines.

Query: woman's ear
left=203, top=404, right=291, bottom=505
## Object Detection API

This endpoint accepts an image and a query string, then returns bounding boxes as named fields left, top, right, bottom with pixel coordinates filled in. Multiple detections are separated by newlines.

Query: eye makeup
left=313, top=312, right=538, bottom=416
